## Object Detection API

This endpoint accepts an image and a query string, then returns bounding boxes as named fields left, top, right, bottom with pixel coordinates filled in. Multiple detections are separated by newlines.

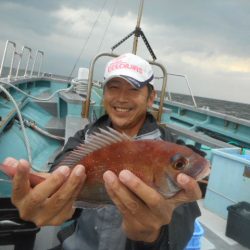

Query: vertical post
left=24, top=47, right=32, bottom=77
left=8, top=48, right=17, bottom=79
left=0, top=40, right=10, bottom=78
left=31, top=50, right=44, bottom=76
left=184, top=75, right=197, bottom=107
left=31, top=50, right=38, bottom=76
left=132, top=0, right=144, bottom=54
left=0, top=41, right=17, bottom=78
left=16, top=46, right=32, bottom=78
left=37, top=51, right=44, bottom=77
left=83, top=53, right=118, bottom=118
left=151, top=62, right=168, bottom=122
left=16, top=48, right=23, bottom=78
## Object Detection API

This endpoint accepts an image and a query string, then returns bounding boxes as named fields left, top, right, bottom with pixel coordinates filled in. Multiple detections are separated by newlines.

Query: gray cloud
left=0, top=0, right=62, bottom=11
left=141, top=0, right=250, bottom=58
left=0, top=0, right=249, bottom=103
left=0, top=2, right=59, bottom=36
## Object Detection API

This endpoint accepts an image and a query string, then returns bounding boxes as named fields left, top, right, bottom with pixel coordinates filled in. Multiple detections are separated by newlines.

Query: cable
left=24, top=120, right=64, bottom=141
left=96, top=0, right=120, bottom=53
left=67, top=0, right=109, bottom=80
left=0, top=85, right=32, bottom=163
left=1, top=81, right=73, bottom=102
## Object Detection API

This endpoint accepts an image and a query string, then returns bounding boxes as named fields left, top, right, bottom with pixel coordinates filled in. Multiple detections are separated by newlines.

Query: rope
left=1, top=81, right=73, bottom=101
left=24, top=120, right=65, bottom=141
left=0, top=85, right=32, bottom=163
left=67, top=0, right=109, bottom=81
left=97, top=0, right=120, bottom=53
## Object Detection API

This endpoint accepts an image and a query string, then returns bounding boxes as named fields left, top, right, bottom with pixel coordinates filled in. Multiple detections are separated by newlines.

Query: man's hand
left=103, top=170, right=201, bottom=243
left=3, top=157, right=86, bottom=227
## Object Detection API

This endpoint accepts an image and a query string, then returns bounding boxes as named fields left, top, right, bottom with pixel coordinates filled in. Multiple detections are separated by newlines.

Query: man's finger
left=48, top=202, right=76, bottom=226
left=31, top=165, right=71, bottom=202
left=45, top=165, right=86, bottom=212
left=171, top=173, right=202, bottom=206
left=177, top=173, right=202, bottom=199
left=12, top=160, right=31, bottom=203
left=103, top=171, right=132, bottom=216
left=105, top=182, right=130, bottom=216
left=57, top=164, right=86, bottom=198
left=3, top=157, right=19, bottom=166
left=118, top=170, right=165, bottom=209
left=104, top=170, right=160, bottom=226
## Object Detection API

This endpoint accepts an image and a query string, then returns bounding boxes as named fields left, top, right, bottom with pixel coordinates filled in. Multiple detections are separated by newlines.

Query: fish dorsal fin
left=57, top=127, right=132, bottom=168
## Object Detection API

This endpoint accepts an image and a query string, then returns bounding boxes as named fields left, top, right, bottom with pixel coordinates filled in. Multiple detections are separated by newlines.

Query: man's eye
left=130, top=88, right=138, bottom=92
left=109, top=86, right=118, bottom=89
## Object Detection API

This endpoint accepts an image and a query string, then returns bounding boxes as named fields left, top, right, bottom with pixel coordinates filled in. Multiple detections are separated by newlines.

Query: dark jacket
left=51, top=113, right=201, bottom=250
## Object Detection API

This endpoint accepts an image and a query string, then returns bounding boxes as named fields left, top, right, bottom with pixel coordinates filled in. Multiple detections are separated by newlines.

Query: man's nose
left=116, top=89, right=129, bottom=101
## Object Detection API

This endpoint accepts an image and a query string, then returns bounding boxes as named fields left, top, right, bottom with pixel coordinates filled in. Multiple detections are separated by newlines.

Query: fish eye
left=171, top=154, right=188, bottom=170
left=174, top=160, right=186, bottom=170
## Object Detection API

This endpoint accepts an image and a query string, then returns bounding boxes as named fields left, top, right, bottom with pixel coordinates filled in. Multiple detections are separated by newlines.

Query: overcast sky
left=0, top=0, right=249, bottom=103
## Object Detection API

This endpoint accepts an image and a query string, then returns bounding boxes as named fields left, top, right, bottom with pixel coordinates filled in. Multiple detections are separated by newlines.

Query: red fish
left=0, top=127, right=210, bottom=205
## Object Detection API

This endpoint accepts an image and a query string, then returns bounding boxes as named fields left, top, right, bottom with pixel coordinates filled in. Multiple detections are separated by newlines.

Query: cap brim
left=103, top=75, right=154, bottom=89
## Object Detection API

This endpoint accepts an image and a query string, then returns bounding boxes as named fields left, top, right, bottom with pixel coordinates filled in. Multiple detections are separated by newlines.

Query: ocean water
left=0, top=66, right=70, bottom=81
left=1, top=67, right=249, bottom=121
left=158, top=92, right=250, bottom=121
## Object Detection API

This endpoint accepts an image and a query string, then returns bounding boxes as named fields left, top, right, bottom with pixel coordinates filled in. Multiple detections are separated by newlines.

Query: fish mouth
left=185, top=158, right=211, bottom=180
left=195, top=165, right=210, bottom=180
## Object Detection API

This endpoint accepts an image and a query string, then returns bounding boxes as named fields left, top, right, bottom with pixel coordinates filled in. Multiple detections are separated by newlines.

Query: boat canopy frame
left=83, top=52, right=168, bottom=123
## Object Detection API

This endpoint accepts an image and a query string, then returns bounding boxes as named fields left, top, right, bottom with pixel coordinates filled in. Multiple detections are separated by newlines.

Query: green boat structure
left=0, top=1, right=250, bottom=249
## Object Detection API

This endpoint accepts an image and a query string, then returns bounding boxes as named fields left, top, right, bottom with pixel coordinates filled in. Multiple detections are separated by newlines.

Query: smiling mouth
left=114, top=107, right=131, bottom=112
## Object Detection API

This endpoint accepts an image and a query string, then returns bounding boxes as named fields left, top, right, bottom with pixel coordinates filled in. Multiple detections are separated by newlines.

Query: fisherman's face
left=103, top=78, right=155, bottom=136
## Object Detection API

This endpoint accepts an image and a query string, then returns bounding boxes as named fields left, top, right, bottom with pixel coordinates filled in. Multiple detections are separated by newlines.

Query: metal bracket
left=243, top=166, right=250, bottom=178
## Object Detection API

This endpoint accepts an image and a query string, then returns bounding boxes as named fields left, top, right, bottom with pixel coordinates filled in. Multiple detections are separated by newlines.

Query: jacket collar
left=86, top=112, right=161, bottom=140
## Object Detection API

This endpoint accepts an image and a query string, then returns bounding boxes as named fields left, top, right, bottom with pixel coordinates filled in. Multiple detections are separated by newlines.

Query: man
left=4, top=53, right=202, bottom=250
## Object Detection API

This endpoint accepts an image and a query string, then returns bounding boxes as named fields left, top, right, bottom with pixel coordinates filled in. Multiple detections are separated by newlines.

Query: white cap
left=103, top=53, right=154, bottom=88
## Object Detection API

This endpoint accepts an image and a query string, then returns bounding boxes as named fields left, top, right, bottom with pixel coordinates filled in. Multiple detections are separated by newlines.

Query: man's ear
left=147, top=90, right=156, bottom=108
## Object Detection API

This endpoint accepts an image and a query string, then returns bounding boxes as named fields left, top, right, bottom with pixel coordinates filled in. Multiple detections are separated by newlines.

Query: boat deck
left=1, top=200, right=248, bottom=250
left=198, top=200, right=249, bottom=250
